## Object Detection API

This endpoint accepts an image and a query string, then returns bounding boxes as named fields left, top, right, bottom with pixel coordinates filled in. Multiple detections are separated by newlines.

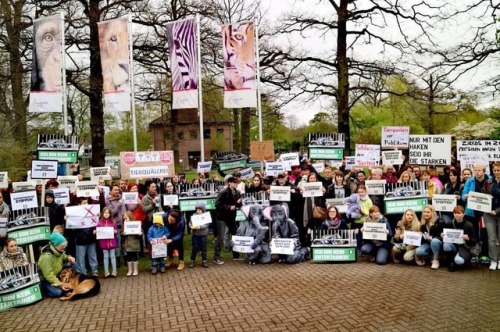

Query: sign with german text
left=270, top=186, right=291, bottom=201
left=355, top=144, right=380, bottom=167
left=363, top=222, right=387, bottom=241
left=467, top=192, right=492, bottom=213
left=409, top=135, right=451, bottom=165
left=443, top=228, right=464, bottom=244
left=301, top=182, right=323, bottom=197
left=0, top=172, right=8, bottom=188
left=31, top=160, right=58, bottom=179
left=123, top=221, right=142, bottom=235
left=381, top=150, right=403, bottom=165
left=191, top=212, right=212, bottom=227
left=232, top=236, right=254, bottom=253
left=381, top=126, right=410, bottom=149
left=120, top=151, right=175, bottom=180
left=52, top=187, right=70, bottom=205
left=432, top=195, right=457, bottom=212
left=403, top=231, right=422, bottom=246
left=10, top=191, right=38, bottom=211
left=90, top=167, right=112, bottom=181
left=365, top=180, right=386, bottom=195
left=456, top=140, right=500, bottom=162
left=270, top=238, right=295, bottom=255
left=197, top=161, right=212, bottom=174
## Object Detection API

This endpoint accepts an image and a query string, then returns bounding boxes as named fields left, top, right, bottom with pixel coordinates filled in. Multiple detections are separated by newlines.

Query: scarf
left=0, top=247, right=26, bottom=271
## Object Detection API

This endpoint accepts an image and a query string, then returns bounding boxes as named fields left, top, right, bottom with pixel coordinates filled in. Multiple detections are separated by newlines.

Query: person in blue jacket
left=147, top=214, right=169, bottom=275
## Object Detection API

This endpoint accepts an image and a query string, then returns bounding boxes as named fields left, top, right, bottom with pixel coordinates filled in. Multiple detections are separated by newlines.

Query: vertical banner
left=98, top=16, right=131, bottom=112
left=222, top=22, right=257, bottom=108
left=166, top=18, right=198, bottom=109
left=29, top=15, right=63, bottom=113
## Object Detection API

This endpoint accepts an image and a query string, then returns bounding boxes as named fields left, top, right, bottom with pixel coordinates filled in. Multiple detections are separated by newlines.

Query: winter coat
left=462, top=175, right=490, bottom=217
left=106, top=195, right=125, bottom=227
left=147, top=224, right=170, bottom=243
left=96, top=218, right=118, bottom=250
left=363, top=214, right=393, bottom=249
left=38, top=244, right=70, bottom=284
left=0, top=247, right=28, bottom=272
left=216, top=186, right=241, bottom=222
left=164, top=211, right=185, bottom=243
left=188, top=203, right=209, bottom=237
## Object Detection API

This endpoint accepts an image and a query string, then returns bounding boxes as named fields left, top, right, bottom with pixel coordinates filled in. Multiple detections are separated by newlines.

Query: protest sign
left=232, top=236, right=254, bottom=253
left=239, top=167, right=255, bottom=181
left=191, top=212, right=212, bottom=227
left=123, top=221, right=142, bottom=235
left=151, top=238, right=167, bottom=258
left=365, top=180, right=386, bottom=195
left=381, top=150, right=403, bottom=165
left=362, top=222, right=387, bottom=241
left=326, top=198, right=348, bottom=214
left=96, top=226, right=114, bottom=240
left=52, top=188, right=70, bottom=205
left=122, top=192, right=138, bottom=204
left=381, top=126, right=410, bottom=149
left=467, top=192, right=492, bottom=213
left=76, top=181, right=99, bottom=197
left=90, top=167, right=112, bottom=181
left=403, top=231, right=422, bottom=246
left=265, top=162, right=285, bottom=177
left=10, top=191, right=38, bottom=211
left=163, top=194, right=179, bottom=206
left=270, top=186, right=291, bottom=201
left=301, top=182, right=324, bottom=197
left=120, top=151, right=175, bottom=179
left=443, top=228, right=464, bottom=244
left=355, top=144, right=380, bottom=167
left=432, top=195, right=457, bottom=212
left=279, top=153, right=300, bottom=170
left=409, top=135, right=451, bottom=165
left=65, top=205, right=100, bottom=229
left=250, top=140, right=274, bottom=161
left=456, top=140, right=500, bottom=162
left=57, top=176, right=78, bottom=191
left=31, top=160, right=58, bottom=179
left=270, top=238, right=295, bottom=255
left=197, top=161, right=212, bottom=174
left=0, top=172, right=7, bottom=188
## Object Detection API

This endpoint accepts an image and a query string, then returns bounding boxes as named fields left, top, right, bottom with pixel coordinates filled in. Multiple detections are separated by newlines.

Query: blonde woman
left=398, top=171, right=414, bottom=183
left=415, top=205, right=443, bottom=269
left=392, top=209, right=421, bottom=263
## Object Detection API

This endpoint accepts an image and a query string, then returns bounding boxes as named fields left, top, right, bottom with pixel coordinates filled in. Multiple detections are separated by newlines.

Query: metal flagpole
left=128, top=15, right=138, bottom=153
left=196, top=14, right=205, bottom=162
left=61, top=11, right=68, bottom=136
left=255, top=19, right=263, bottom=142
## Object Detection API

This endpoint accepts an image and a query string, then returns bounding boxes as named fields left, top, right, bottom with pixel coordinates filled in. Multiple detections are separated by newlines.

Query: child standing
left=189, top=203, right=209, bottom=268
left=95, top=207, right=118, bottom=278
left=147, top=214, right=169, bottom=275
left=122, top=211, right=142, bottom=276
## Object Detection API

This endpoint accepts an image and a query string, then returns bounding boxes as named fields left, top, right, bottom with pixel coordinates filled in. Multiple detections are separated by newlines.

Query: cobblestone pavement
left=1, top=259, right=499, bottom=332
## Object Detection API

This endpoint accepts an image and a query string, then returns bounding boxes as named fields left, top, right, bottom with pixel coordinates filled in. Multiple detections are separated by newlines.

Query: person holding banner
left=122, top=211, right=142, bottom=276
left=147, top=214, right=169, bottom=274
left=74, top=197, right=99, bottom=277
left=300, top=173, right=327, bottom=240
left=360, top=206, right=393, bottom=265
left=483, top=161, right=500, bottom=270
left=38, top=232, right=76, bottom=298
left=95, top=207, right=118, bottom=278
left=391, top=209, right=421, bottom=264
left=415, top=205, right=443, bottom=269
left=106, top=185, right=125, bottom=265
left=188, top=203, right=209, bottom=268
left=441, top=169, right=464, bottom=224
left=442, top=206, right=477, bottom=272
left=270, top=204, right=308, bottom=264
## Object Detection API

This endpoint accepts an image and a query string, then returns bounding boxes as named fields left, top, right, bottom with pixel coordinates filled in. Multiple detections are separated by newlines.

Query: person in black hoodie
left=73, top=197, right=98, bottom=276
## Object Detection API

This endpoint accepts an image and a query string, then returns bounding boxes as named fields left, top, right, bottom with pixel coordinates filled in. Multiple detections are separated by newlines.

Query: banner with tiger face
left=166, top=18, right=199, bottom=109
left=29, top=15, right=63, bottom=113
left=98, top=16, right=132, bottom=112
left=222, top=22, right=257, bottom=108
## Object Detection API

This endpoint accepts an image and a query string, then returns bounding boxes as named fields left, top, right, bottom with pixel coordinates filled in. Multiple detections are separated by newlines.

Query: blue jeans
left=151, top=257, right=165, bottom=268
left=102, top=249, right=116, bottom=274
left=361, top=243, right=390, bottom=265
left=415, top=238, right=442, bottom=260
left=41, top=279, right=64, bottom=298
left=443, top=242, right=466, bottom=265
left=75, top=243, right=98, bottom=274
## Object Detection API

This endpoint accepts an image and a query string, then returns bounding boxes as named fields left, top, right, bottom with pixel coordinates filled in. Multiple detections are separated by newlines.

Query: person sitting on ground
left=0, top=237, right=28, bottom=272
left=360, top=206, right=393, bottom=265
left=392, top=208, right=421, bottom=264
left=415, top=205, right=443, bottom=269
left=443, top=205, right=477, bottom=272
left=237, top=204, right=271, bottom=265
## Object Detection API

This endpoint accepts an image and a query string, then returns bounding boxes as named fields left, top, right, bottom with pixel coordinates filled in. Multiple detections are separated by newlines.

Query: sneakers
left=213, top=258, right=224, bottom=265
left=160, top=266, right=166, bottom=273
left=111, top=271, right=117, bottom=278
left=202, top=260, right=208, bottom=268
left=92, top=272, right=99, bottom=277
left=471, top=256, right=479, bottom=263
left=104, top=272, right=111, bottom=278
left=489, top=261, right=498, bottom=271
left=479, top=256, right=490, bottom=265
left=431, top=260, right=440, bottom=270
left=189, top=261, right=195, bottom=268
left=151, top=267, right=157, bottom=275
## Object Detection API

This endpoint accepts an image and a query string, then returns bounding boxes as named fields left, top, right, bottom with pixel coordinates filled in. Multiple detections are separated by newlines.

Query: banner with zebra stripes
left=29, top=15, right=63, bottom=113
left=222, top=22, right=257, bottom=108
left=166, top=18, right=199, bottom=109
left=98, top=16, right=132, bottom=112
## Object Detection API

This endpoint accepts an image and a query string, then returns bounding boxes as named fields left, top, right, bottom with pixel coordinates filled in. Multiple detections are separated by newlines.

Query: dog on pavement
left=52, top=268, right=101, bottom=301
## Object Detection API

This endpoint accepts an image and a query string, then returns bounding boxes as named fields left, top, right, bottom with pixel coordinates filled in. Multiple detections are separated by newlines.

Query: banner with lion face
left=98, top=16, right=132, bottom=112
left=222, top=21, right=257, bottom=108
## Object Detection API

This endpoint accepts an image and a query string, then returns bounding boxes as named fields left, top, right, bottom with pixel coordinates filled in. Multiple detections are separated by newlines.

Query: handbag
left=312, top=205, right=327, bottom=219
left=469, top=241, right=482, bottom=257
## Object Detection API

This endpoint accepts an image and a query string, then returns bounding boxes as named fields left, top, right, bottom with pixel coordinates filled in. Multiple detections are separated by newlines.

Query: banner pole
left=60, top=12, right=68, bottom=136
left=128, top=15, right=138, bottom=154
left=255, top=19, right=263, bottom=143
left=196, top=14, right=205, bottom=162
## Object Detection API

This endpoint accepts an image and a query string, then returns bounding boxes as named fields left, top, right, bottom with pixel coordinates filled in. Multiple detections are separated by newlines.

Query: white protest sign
left=232, top=236, right=254, bottom=253
left=31, top=160, right=58, bottom=179
left=10, top=191, right=38, bottom=211
left=120, top=151, right=175, bottom=180
left=456, top=140, right=500, bottom=162
left=381, top=126, right=410, bottom=149
left=26, top=171, right=43, bottom=186
left=52, top=188, right=70, bottom=205
left=381, top=150, right=403, bottom=165
left=270, top=186, right=291, bottom=201
left=96, top=226, right=114, bottom=240
left=90, top=167, right=112, bottom=181
left=98, top=186, right=110, bottom=199
left=0, top=172, right=8, bottom=188
left=409, top=135, right=451, bottom=165
left=65, top=204, right=100, bottom=229
left=301, top=182, right=324, bottom=197
left=403, top=231, right=422, bottom=246
left=76, top=181, right=99, bottom=197
left=123, top=221, right=142, bottom=235
left=312, top=163, right=325, bottom=173
left=467, top=192, right=493, bottom=213
left=265, top=162, right=285, bottom=177
left=0, top=217, right=7, bottom=237
left=362, top=222, right=387, bottom=241
left=122, top=192, right=138, bottom=204
left=151, top=238, right=167, bottom=258
left=191, top=212, right=212, bottom=227
left=12, top=181, right=36, bottom=192
left=270, top=238, right=295, bottom=255
left=459, top=155, right=490, bottom=175
left=197, top=161, right=212, bottom=174
left=432, top=195, right=457, bottom=212
left=326, top=198, right=348, bottom=214
left=239, top=167, right=255, bottom=181
left=279, top=153, right=300, bottom=170
left=365, top=180, right=386, bottom=195
left=355, top=144, right=380, bottom=167
left=443, top=228, right=464, bottom=244
left=345, top=156, right=355, bottom=170
left=163, top=194, right=179, bottom=206
left=57, top=176, right=78, bottom=191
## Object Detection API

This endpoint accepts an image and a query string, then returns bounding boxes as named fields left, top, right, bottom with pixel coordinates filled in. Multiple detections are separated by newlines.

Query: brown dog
left=53, top=268, right=101, bottom=301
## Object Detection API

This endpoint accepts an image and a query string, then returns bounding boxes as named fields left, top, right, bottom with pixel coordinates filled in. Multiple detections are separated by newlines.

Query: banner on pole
left=29, top=15, right=63, bottom=113
left=222, top=22, right=257, bottom=108
left=166, top=18, right=198, bottom=109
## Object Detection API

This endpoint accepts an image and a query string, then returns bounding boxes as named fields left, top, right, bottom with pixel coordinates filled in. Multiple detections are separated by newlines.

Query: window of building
left=204, top=129, right=211, bottom=139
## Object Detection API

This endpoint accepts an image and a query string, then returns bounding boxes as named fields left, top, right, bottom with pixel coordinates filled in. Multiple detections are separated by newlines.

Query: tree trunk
left=232, top=109, right=239, bottom=152
left=89, top=0, right=105, bottom=167
left=337, top=1, right=350, bottom=155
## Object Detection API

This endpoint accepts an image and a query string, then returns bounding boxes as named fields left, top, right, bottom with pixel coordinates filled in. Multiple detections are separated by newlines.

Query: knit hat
left=45, top=190, right=55, bottom=199
left=194, top=202, right=207, bottom=213
left=50, top=232, right=67, bottom=247
left=153, top=214, right=164, bottom=226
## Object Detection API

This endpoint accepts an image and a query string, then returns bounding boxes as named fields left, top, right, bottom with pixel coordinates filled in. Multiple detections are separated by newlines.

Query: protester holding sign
left=392, top=209, right=421, bottom=264
left=415, top=205, right=443, bottom=269
left=441, top=169, right=464, bottom=224
left=300, top=173, right=327, bottom=237
left=0, top=238, right=28, bottom=272
left=442, top=206, right=477, bottom=272
left=122, top=211, right=142, bottom=276
left=270, top=204, right=308, bottom=264
left=237, top=204, right=271, bottom=265
left=360, top=206, right=393, bottom=265
left=188, top=203, right=209, bottom=268
left=483, top=161, right=500, bottom=271
left=326, top=171, right=350, bottom=200
left=105, top=184, right=125, bottom=266
left=74, top=197, right=98, bottom=277
left=95, top=207, right=118, bottom=278
left=147, top=214, right=169, bottom=275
